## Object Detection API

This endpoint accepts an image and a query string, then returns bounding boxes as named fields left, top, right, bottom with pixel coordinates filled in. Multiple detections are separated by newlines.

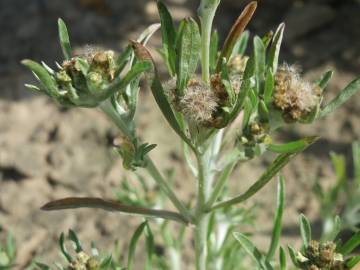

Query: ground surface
left=0, top=0, right=360, bottom=269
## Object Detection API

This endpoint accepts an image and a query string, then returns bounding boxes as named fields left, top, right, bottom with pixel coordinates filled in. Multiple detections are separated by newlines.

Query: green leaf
left=144, top=223, right=154, bottom=270
left=322, top=215, right=342, bottom=242
left=264, top=68, right=274, bottom=104
left=59, top=232, right=72, bottom=263
left=57, top=18, right=72, bottom=60
left=346, top=255, right=360, bottom=268
left=317, top=70, right=333, bottom=90
left=68, top=229, right=83, bottom=253
left=258, top=100, right=269, bottom=122
left=279, top=247, right=286, bottom=270
left=287, top=245, right=301, bottom=268
left=21, top=60, right=59, bottom=98
left=100, top=255, right=113, bottom=270
left=319, top=76, right=360, bottom=118
left=127, top=221, right=147, bottom=270
left=268, top=137, right=319, bottom=154
left=216, top=1, right=257, bottom=71
left=99, top=61, right=151, bottom=100
left=254, top=36, right=266, bottom=93
left=176, top=18, right=201, bottom=92
left=352, top=141, right=360, bottom=186
left=131, top=41, right=196, bottom=153
left=232, top=31, right=249, bottom=57
left=35, top=262, right=51, bottom=270
left=115, top=45, right=132, bottom=77
left=242, top=97, right=253, bottom=129
left=41, top=197, right=188, bottom=224
left=233, top=232, right=273, bottom=270
left=211, top=136, right=317, bottom=211
left=299, top=214, right=312, bottom=247
left=210, top=30, right=219, bottom=72
left=157, top=1, right=177, bottom=75
left=5, top=234, right=15, bottom=261
left=268, top=23, right=285, bottom=74
left=338, top=231, right=360, bottom=256
left=221, top=58, right=236, bottom=104
left=267, top=176, right=285, bottom=260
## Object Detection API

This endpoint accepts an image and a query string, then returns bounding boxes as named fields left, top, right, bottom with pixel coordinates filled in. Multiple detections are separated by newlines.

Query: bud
left=228, top=55, right=249, bottom=75
left=273, top=64, right=321, bottom=122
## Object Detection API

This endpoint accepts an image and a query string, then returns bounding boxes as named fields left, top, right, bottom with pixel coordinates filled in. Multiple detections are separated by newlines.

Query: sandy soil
left=1, top=0, right=360, bottom=268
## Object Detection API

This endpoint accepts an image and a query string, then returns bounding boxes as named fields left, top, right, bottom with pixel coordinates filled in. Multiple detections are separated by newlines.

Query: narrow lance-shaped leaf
left=233, top=232, right=273, bottom=270
left=254, top=36, right=266, bottom=93
left=68, top=229, right=83, bottom=253
left=346, top=255, right=360, bottom=269
left=210, top=136, right=317, bottom=211
left=288, top=245, right=301, bottom=268
left=264, top=68, right=274, bottom=104
left=144, top=223, right=154, bottom=270
left=59, top=233, right=72, bottom=263
left=299, top=214, right=312, bottom=247
left=131, top=41, right=196, bottom=153
left=267, top=176, right=285, bottom=260
left=279, top=247, right=286, bottom=270
left=41, top=197, right=188, bottom=224
left=268, top=23, right=285, bottom=74
left=157, top=1, right=177, bottom=75
left=58, top=18, right=72, bottom=60
left=317, top=70, right=333, bottom=90
left=232, top=30, right=249, bottom=58
left=268, top=136, right=319, bottom=154
left=127, top=221, right=147, bottom=270
left=353, top=141, right=360, bottom=186
left=338, top=231, right=360, bottom=256
left=210, top=30, right=219, bottom=72
left=176, top=18, right=201, bottom=92
left=99, top=61, right=151, bottom=100
left=216, top=1, right=257, bottom=71
left=21, top=60, right=58, bottom=98
left=318, top=76, right=360, bottom=118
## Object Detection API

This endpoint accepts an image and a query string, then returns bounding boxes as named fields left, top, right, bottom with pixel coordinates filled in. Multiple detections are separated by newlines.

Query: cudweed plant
left=22, top=0, right=360, bottom=269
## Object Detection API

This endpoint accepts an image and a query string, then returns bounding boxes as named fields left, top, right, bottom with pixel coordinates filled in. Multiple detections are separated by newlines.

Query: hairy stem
left=194, top=130, right=222, bottom=270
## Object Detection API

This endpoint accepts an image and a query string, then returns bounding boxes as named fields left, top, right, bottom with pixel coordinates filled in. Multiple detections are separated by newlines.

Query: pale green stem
left=198, top=0, right=220, bottom=84
left=205, top=161, right=236, bottom=210
left=195, top=151, right=211, bottom=270
left=194, top=130, right=222, bottom=270
left=146, top=158, right=193, bottom=223
left=99, top=101, right=193, bottom=224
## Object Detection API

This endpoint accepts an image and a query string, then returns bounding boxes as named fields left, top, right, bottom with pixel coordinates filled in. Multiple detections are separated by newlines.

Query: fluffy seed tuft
left=180, top=79, right=219, bottom=126
left=273, top=64, right=321, bottom=121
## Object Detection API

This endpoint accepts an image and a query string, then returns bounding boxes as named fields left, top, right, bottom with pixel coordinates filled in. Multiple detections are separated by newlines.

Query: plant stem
left=146, top=158, right=193, bottom=223
left=99, top=100, right=193, bottom=224
left=195, top=150, right=211, bottom=270
left=194, top=130, right=222, bottom=270
left=198, top=0, right=220, bottom=84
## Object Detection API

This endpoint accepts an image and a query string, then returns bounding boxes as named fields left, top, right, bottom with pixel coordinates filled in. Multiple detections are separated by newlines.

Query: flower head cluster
left=68, top=251, right=99, bottom=270
left=22, top=49, right=120, bottom=108
left=297, top=240, right=344, bottom=270
left=273, top=64, right=321, bottom=122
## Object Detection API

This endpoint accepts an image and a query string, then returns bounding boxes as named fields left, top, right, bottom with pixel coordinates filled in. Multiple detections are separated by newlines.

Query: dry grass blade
left=41, top=197, right=189, bottom=224
left=216, top=1, right=257, bottom=71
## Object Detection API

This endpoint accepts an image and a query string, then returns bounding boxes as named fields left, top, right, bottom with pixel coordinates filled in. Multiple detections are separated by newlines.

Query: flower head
left=179, top=79, right=219, bottom=126
left=273, top=64, right=321, bottom=122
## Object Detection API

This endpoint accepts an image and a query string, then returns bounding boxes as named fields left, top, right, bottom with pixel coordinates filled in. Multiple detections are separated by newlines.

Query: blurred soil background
left=0, top=0, right=360, bottom=268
